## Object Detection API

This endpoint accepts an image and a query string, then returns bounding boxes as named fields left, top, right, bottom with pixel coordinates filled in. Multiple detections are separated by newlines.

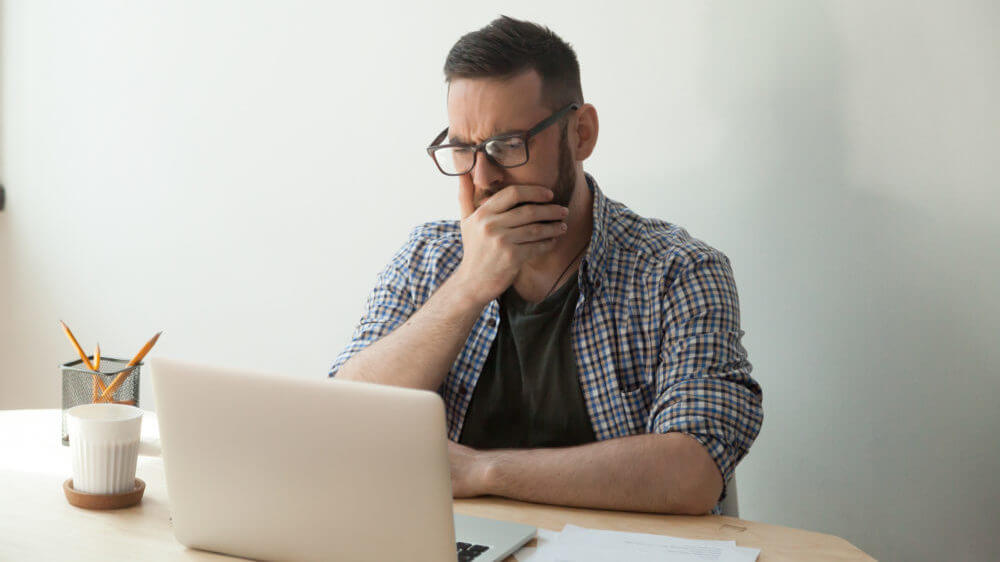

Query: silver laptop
left=150, top=357, right=535, bottom=562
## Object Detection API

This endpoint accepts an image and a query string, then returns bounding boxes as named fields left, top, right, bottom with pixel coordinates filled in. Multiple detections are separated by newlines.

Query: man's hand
left=447, top=440, right=494, bottom=498
left=453, top=184, right=569, bottom=307
left=332, top=184, right=562, bottom=391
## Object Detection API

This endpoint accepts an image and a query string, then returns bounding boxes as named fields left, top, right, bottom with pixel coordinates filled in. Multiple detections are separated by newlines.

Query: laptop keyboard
left=456, top=541, right=490, bottom=561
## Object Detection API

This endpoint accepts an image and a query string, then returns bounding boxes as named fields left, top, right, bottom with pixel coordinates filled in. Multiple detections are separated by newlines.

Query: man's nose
left=470, top=149, right=504, bottom=194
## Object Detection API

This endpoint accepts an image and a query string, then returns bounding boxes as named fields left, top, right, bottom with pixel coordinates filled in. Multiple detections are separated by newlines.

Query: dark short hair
left=444, top=16, right=583, bottom=110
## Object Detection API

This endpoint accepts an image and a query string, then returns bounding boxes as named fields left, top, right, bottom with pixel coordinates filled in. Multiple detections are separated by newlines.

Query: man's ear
left=572, top=103, right=599, bottom=161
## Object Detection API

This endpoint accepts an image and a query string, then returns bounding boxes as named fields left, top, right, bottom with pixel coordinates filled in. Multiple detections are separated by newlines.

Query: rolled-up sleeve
left=328, top=238, right=418, bottom=378
left=646, top=252, right=763, bottom=496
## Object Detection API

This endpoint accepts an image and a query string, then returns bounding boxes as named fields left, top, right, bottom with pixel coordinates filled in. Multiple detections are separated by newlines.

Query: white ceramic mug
left=66, top=403, right=143, bottom=495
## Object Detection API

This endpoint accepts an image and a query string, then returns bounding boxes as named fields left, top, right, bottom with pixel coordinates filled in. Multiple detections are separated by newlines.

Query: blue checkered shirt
left=330, top=175, right=763, bottom=513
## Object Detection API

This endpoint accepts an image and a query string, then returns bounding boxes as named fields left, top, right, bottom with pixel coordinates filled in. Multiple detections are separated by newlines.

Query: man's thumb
left=457, top=182, right=475, bottom=219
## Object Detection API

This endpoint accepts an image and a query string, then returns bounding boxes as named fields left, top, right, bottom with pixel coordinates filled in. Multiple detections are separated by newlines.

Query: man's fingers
left=458, top=182, right=476, bottom=219
left=492, top=203, right=568, bottom=229
left=480, top=185, right=554, bottom=215
left=506, top=221, right=568, bottom=244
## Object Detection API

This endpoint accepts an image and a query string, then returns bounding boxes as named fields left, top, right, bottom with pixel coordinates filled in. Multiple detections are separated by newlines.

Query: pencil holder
left=61, top=357, right=141, bottom=445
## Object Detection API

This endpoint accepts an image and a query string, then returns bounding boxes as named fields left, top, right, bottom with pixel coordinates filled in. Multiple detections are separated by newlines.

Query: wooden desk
left=0, top=410, right=873, bottom=561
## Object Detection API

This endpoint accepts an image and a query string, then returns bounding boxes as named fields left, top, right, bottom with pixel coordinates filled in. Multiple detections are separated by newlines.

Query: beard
left=550, top=125, right=577, bottom=208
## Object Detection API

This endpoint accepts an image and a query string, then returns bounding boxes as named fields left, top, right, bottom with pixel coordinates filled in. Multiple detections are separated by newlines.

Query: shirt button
left=486, top=318, right=497, bottom=328
left=457, top=385, right=468, bottom=397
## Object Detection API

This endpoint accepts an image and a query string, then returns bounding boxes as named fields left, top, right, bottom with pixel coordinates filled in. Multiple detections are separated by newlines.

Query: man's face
left=446, top=70, right=576, bottom=209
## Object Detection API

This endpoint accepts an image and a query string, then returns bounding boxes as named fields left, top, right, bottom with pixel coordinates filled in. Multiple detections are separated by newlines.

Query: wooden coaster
left=63, top=478, right=145, bottom=510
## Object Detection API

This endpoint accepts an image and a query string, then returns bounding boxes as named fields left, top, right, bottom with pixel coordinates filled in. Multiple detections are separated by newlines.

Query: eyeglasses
left=426, top=103, right=580, bottom=176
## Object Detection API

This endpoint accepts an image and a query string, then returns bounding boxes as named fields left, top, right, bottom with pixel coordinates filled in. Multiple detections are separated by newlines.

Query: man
left=330, top=16, right=763, bottom=515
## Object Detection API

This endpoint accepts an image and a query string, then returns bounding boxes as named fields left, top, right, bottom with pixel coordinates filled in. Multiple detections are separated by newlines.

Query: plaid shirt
left=330, top=174, right=763, bottom=512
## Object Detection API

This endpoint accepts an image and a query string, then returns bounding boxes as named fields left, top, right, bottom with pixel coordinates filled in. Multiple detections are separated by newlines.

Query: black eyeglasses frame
left=426, top=103, right=581, bottom=176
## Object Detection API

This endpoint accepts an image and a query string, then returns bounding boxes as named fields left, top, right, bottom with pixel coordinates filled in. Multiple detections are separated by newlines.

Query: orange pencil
left=59, top=321, right=96, bottom=371
left=91, top=343, right=103, bottom=402
left=90, top=343, right=104, bottom=402
left=98, top=331, right=161, bottom=402
left=59, top=321, right=106, bottom=402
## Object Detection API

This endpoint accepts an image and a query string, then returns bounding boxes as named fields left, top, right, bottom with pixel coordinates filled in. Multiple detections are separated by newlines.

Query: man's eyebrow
left=448, top=127, right=526, bottom=145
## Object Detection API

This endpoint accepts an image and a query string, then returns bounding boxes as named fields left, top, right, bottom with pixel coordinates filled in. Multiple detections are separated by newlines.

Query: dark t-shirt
left=458, top=274, right=597, bottom=449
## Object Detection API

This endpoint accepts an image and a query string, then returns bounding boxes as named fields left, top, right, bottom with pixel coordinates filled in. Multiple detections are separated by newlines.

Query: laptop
left=150, top=357, right=536, bottom=562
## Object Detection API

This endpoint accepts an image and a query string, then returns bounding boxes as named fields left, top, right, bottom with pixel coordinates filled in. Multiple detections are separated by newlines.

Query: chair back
left=720, top=477, right=739, bottom=518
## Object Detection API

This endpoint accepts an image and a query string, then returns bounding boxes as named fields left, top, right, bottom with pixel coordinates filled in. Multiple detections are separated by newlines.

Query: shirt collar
left=581, top=173, right=611, bottom=293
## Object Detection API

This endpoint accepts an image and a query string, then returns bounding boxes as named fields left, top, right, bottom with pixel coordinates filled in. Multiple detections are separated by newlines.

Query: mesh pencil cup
left=61, top=357, right=141, bottom=445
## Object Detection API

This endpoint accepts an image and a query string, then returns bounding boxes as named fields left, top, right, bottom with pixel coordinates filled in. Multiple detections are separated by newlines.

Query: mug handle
left=138, top=437, right=161, bottom=457
left=138, top=409, right=162, bottom=457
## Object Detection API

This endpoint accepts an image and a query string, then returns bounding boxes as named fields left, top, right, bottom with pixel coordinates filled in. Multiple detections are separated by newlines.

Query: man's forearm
left=481, top=433, right=723, bottom=515
left=335, top=273, right=484, bottom=391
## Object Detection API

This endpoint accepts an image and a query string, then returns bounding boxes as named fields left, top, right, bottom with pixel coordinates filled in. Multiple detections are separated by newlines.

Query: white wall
left=2, top=1, right=998, bottom=560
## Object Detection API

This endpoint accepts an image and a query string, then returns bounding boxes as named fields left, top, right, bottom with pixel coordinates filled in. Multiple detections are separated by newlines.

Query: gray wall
left=1, top=1, right=997, bottom=560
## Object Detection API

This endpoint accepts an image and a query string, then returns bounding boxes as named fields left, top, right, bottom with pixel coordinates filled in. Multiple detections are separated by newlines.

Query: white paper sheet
left=513, top=528, right=562, bottom=561
left=512, top=523, right=760, bottom=562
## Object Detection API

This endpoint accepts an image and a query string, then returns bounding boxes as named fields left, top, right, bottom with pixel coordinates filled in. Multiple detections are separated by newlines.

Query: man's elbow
left=662, top=466, right=721, bottom=515
left=663, top=434, right=725, bottom=515
left=675, top=476, right=722, bottom=515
